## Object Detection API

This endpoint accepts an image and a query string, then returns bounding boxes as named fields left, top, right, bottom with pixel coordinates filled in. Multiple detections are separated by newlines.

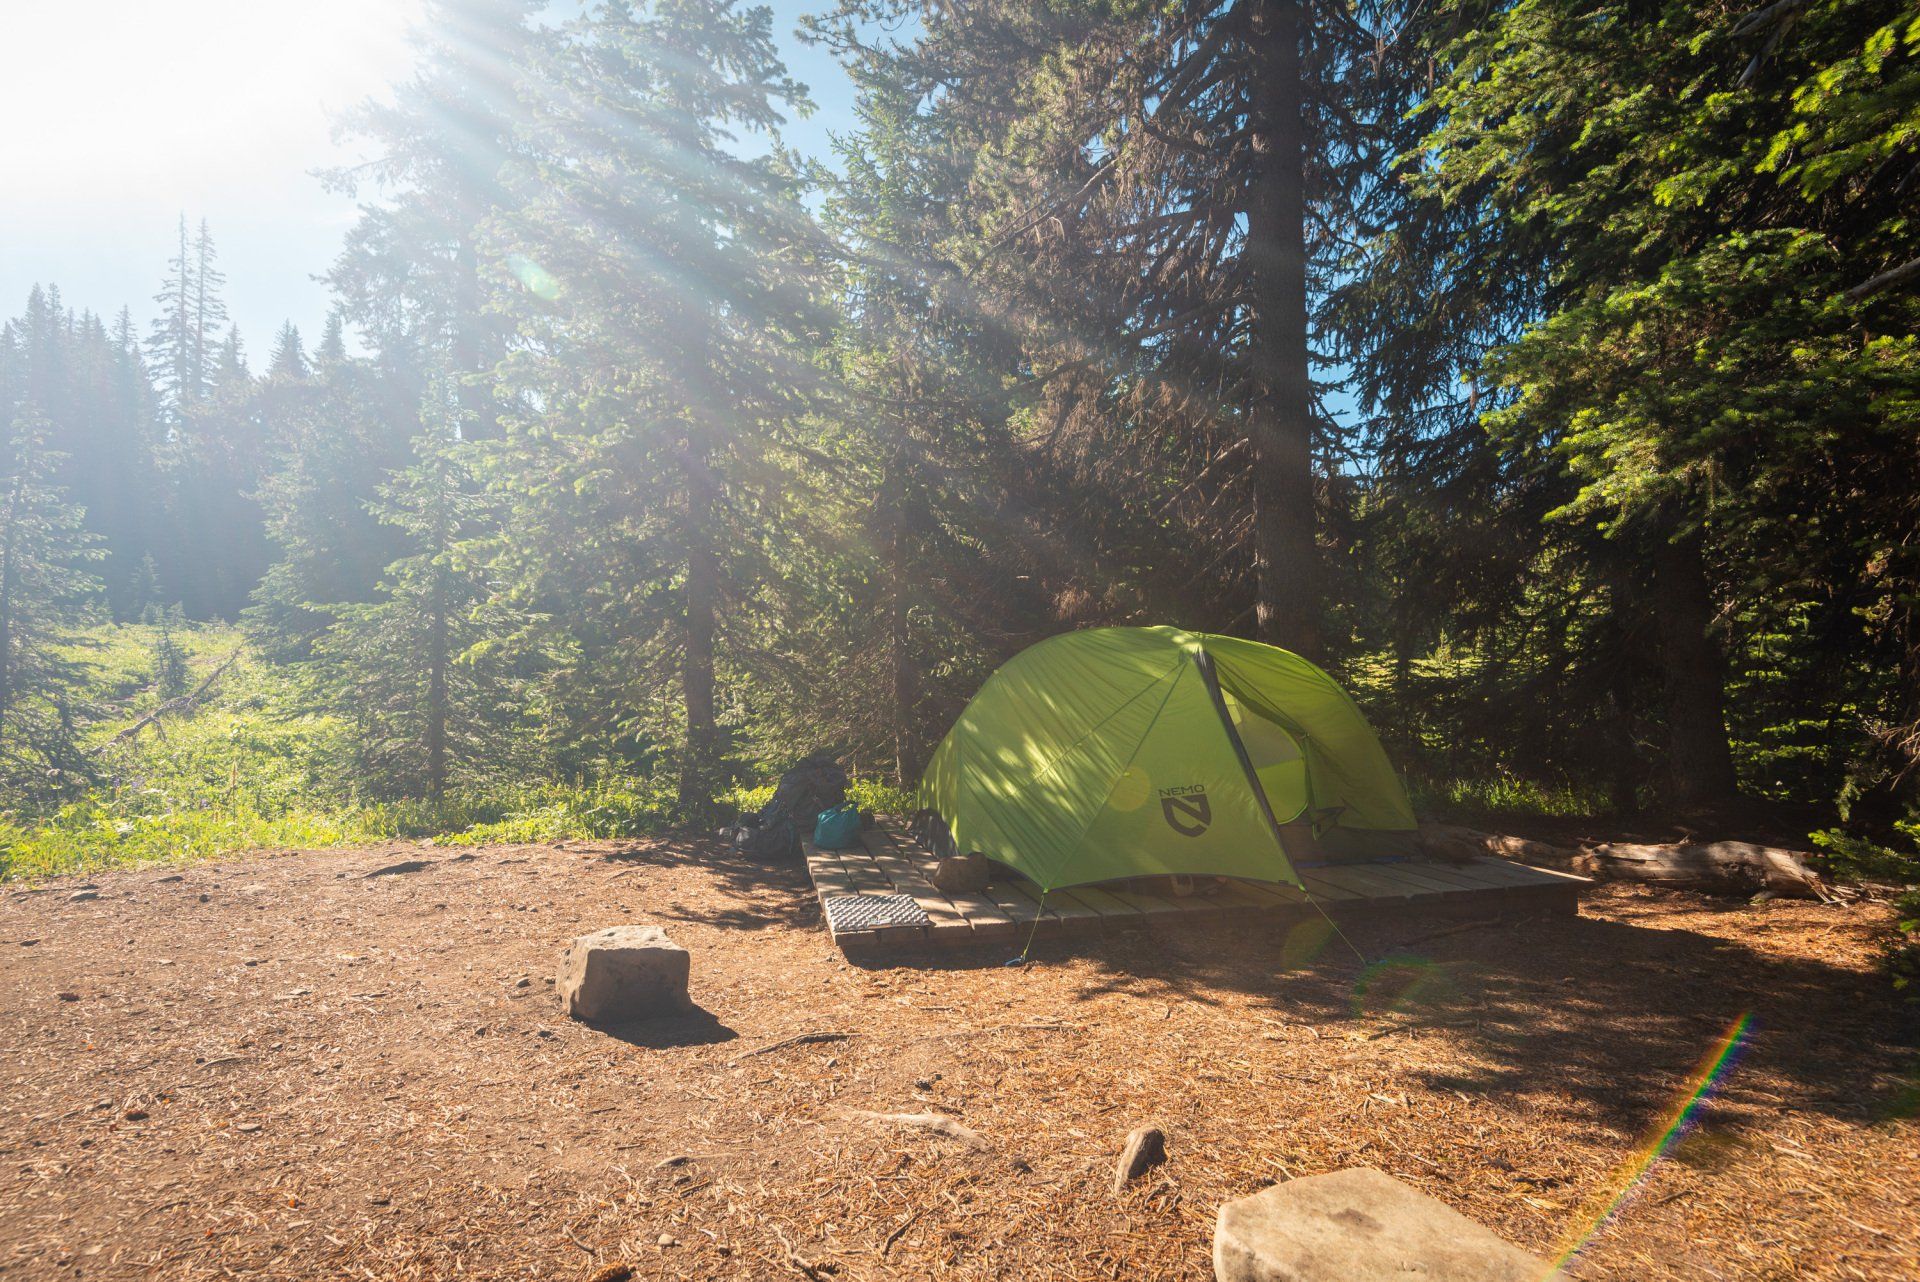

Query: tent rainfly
left=917, top=626, right=1418, bottom=892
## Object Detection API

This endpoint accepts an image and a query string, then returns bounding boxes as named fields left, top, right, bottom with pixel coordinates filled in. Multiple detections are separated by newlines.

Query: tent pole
left=1192, top=649, right=1300, bottom=885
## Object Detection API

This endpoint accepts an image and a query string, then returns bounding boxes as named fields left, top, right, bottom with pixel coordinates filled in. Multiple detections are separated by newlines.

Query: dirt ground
left=2, top=838, right=1916, bottom=1281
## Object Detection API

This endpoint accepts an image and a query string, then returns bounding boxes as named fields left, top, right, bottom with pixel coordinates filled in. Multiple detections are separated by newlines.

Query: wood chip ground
left=1, top=838, right=1915, bottom=1279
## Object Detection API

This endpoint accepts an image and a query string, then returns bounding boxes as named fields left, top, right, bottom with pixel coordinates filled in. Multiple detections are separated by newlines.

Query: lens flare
left=1546, top=1010, right=1753, bottom=1276
left=1350, top=954, right=1448, bottom=1017
left=507, top=254, right=562, bottom=300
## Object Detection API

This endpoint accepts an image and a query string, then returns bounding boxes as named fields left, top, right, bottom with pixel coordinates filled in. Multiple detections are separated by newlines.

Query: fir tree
left=314, top=383, right=521, bottom=802
left=0, top=416, right=102, bottom=800
left=486, top=0, right=830, bottom=814
left=268, top=322, right=308, bottom=381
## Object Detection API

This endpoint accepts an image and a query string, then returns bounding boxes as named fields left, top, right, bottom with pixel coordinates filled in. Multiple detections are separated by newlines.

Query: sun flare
left=4, top=0, right=420, bottom=195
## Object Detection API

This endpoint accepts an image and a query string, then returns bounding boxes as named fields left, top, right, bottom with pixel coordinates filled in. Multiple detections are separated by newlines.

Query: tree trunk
left=453, top=234, right=497, bottom=440
left=1651, top=527, right=1739, bottom=805
left=1242, top=0, right=1318, bottom=659
left=885, top=448, right=917, bottom=784
left=680, top=458, right=720, bottom=816
left=0, top=475, right=18, bottom=751
left=425, top=558, right=448, bottom=806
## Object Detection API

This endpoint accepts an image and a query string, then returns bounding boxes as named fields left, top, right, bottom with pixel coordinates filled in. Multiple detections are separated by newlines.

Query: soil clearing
left=2, top=838, right=1916, bottom=1281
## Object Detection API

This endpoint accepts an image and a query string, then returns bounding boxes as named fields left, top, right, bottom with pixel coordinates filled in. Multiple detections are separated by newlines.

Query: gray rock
left=932, top=852, right=990, bottom=894
left=1113, top=1124, right=1168, bottom=1193
left=1213, top=1167, right=1545, bottom=1282
left=557, top=926, right=692, bottom=1023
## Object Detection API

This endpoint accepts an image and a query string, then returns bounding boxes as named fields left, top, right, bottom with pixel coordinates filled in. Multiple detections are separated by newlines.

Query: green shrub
left=1408, top=773, right=1611, bottom=821
left=1810, top=823, right=1920, bottom=999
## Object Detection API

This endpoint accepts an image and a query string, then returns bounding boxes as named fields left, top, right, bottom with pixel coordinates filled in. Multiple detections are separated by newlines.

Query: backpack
left=812, top=802, right=863, bottom=851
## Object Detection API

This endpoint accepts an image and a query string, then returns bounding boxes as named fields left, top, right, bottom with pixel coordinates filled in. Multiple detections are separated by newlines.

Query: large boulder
left=558, top=926, right=692, bottom=1023
left=1213, top=1167, right=1546, bottom=1282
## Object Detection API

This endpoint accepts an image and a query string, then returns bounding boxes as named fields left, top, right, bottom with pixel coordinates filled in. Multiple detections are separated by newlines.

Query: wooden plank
left=857, top=835, right=973, bottom=932
left=1007, top=882, right=1107, bottom=931
left=1359, top=861, right=1487, bottom=897
left=1205, top=880, right=1297, bottom=916
left=1467, top=857, right=1591, bottom=888
left=1060, top=884, right=1135, bottom=919
left=1098, top=883, right=1190, bottom=919
left=806, top=820, right=1583, bottom=952
left=1230, top=878, right=1312, bottom=909
left=982, top=877, right=1050, bottom=929
left=1305, top=863, right=1427, bottom=901
left=861, top=828, right=1019, bottom=942
left=1417, top=858, right=1540, bottom=890
left=833, top=845, right=895, bottom=894
left=1395, top=860, right=1533, bottom=894
left=1295, top=871, right=1366, bottom=902
left=804, top=848, right=860, bottom=898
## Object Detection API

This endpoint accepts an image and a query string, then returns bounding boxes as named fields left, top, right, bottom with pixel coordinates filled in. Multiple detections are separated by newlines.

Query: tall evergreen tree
left=148, top=215, right=199, bottom=417
left=315, top=383, right=520, bottom=801
left=486, top=0, right=830, bottom=813
left=268, top=322, right=309, bottom=381
left=0, top=417, right=102, bottom=800
left=325, top=0, right=547, bottom=434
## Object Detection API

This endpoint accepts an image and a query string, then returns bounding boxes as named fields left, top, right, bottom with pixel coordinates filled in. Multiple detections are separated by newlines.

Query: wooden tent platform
left=804, top=819, right=1588, bottom=953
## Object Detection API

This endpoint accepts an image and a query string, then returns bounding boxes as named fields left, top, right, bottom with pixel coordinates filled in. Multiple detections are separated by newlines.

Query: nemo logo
left=1159, top=786, right=1211, bottom=837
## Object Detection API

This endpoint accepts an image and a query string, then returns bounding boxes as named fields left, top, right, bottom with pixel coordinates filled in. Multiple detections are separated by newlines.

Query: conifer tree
left=1399, top=0, right=1918, bottom=807
left=325, top=0, right=546, bottom=436
left=315, top=383, right=520, bottom=802
left=148, top=215, right=199, bottom=417
left=486, top=0, right=829, bottom=814
left=268, top=322, right=308, bottom=381
left=0, top=416, right=102, bottom=799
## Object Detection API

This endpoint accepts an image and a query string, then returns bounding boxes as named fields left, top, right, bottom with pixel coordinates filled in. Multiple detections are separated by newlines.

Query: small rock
left=68, top=889, right=100, bottom=902
left=557, top=926, right=692, bottom=1023
left=1113, top=1125, right=1167, bottom=1194
left=198, top=894, right=210, bottom=903
left=56, top=992, right=80, bottom=1003
left=366, top=1193, right=390, bottom=1206
left=123, top=1108, right=149, bottom=1121
left=656, top=1233, right=677, bottom=1247
left=514, top=976, right=531, bottom=988
left=234, top=1122, right=262, bottom=1133
left=157, top=874, right=184, bottom=883
left=19, top=939, right=38, bottom=947
left=1212, top=1167, right=1545, bottom=1282
left=932, top=852, right=991, bottom=893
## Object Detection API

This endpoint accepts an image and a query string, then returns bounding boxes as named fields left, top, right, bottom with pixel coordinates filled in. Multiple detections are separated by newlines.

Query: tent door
left=1191, top=651, right=1319, bottom=876
left=1218, top=689, right=1322, bottom=865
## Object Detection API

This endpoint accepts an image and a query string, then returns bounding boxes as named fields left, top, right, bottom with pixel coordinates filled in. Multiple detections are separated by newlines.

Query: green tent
left=917, top=626, right=1417, bottom=891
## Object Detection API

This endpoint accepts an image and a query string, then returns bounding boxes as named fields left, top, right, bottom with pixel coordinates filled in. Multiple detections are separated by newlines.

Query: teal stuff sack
left=813, top=802, right=862, bottom=850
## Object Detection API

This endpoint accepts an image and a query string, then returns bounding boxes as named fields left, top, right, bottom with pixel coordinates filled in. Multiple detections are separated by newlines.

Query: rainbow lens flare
left=1546, top=1010, right=1754, bottom=1276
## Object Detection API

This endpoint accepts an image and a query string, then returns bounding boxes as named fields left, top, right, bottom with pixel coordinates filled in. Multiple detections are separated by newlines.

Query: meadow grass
left=1, top=623, right=918, bottom=881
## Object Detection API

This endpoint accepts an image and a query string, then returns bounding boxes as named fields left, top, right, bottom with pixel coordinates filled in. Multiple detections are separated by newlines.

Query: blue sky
left=0, top=2, right=862, bottom=357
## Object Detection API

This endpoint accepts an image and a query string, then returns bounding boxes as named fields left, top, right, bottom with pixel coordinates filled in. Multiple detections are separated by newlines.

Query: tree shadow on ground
left=860, top=899, right=1917, bottom=1137
left=584, top=836, right=820, bottom=932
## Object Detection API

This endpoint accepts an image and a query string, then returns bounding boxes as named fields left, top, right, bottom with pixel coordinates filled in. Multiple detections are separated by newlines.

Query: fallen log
left=1580, top=840, right=1829, bottom=900
left=1419, top=823, right=1830, bottom=900
left=91, top=649, right=243, bottom=754
left=1420, top=823, right=1578, bottom=871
